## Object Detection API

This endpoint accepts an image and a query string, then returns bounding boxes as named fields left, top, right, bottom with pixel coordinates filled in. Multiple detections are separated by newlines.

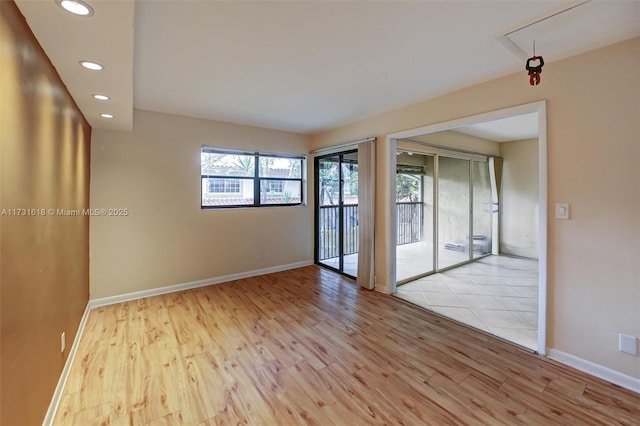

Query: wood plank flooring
left=54, top=266, right=640, bottom=425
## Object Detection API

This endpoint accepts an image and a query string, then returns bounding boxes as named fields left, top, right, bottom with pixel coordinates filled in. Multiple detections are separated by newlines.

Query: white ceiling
left=14, top=1, right=640, bottom=134
left=15, top=0, right=135, bottom=131
left=453, top=112, right=539, bottom=142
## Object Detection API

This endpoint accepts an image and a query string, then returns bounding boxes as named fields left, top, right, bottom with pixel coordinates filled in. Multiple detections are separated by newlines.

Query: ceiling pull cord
left=526, top=40, right=544, bottom=86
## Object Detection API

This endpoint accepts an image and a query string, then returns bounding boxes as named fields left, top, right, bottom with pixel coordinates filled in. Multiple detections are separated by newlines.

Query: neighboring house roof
left=203, top=166, right=294, bottom=179
left=202, top=195, right=302, bottom=206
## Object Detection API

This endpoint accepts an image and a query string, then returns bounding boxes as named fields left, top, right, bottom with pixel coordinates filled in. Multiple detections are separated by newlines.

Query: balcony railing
left=318, top=202, right=422, bottom=261
left=396, top=202, right=423, bottom=245
left=318, top=204, right=359, bottom=260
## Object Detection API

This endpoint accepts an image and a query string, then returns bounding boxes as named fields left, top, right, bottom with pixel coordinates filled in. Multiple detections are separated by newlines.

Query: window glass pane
left=395, top=152, right=434, bottom=283
left=201, top=153, right=254, bottom=177
left=438, top=157, right=471, bottom=269
left=260, top=180, right=301, bottom=204
left=317, top=156, right=340, bottom=264
left=259, top=157, right=301, bottom=178
left=341, top=153, right=358, bottom=205
left=202, top=177, right=254, bottom=206
left=318, top=156, right=339, bottom=206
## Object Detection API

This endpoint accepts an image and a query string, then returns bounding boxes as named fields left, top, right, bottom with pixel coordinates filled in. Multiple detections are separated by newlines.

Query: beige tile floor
left=396, top=241, right=488, bottom=282
left=319, top=253, right=358, bottom=277
left=394, top=254, right=539, bottom=351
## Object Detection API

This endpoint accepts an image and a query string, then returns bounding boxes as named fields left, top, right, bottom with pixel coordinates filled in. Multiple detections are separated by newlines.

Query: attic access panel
left=498, top=0, right=640, bottom=61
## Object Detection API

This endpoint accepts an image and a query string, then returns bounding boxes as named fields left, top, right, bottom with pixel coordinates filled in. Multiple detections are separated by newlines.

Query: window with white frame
left=201, top=147, right=304, bottom=208
left=264, top=180, right=284, bottom=193
left=208, top=178, right=241, bottom=194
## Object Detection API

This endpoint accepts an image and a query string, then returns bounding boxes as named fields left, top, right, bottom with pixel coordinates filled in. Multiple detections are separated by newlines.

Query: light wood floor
left=55, top=266, right=639, bottom=425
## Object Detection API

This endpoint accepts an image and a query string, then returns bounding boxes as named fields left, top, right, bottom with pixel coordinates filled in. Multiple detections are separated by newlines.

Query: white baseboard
left=42, top=303, right=92, bottom=426
left=89, top=260, right=314, bottom=309
left=547, top=348, right=640, bottom=394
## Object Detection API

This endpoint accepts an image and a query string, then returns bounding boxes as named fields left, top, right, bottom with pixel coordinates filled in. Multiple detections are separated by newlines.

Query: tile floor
left=396, top=241, right=433, bottom=282
left=394, top=254, right=539, bottom=350
left=396, top=241, right=489, bottom=282
left=319, top=253, right=358, bottom=277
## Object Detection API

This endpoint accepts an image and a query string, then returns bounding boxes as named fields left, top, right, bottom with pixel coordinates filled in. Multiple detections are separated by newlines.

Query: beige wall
left=0, top=2, right=91, bottom=424
left=90, top=109, right=311, bottom=299
left=311, top=38, right=640, bottom=379
left=500, top=138, right=538, bottom=258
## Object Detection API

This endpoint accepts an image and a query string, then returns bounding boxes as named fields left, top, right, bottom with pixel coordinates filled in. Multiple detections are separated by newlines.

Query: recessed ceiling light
left=80, top=61, right=103, bottom=71
left=92, top=94, right=110, bottom=101
left=100, top=113, right=114, bottom=119
left=57, top=0, right=94, bottom=17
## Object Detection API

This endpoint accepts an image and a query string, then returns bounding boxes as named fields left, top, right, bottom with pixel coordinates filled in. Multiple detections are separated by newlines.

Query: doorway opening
left=389, top=101, right=547, bottom=353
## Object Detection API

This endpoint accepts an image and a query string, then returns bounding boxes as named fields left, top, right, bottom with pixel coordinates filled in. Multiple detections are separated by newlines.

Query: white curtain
left=357, top=140, right=376, bottom=289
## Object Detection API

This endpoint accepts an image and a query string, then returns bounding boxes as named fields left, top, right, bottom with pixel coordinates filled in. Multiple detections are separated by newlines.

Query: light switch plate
left=555, top=203, right=570, bottom=219
left=619, top=333, right=637, bottom=355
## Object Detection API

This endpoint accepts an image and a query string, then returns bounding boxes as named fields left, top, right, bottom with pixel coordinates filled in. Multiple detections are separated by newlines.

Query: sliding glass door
left=315, top=151, right=358, bottom=278
left=437, top=157, right=471, bottom=269
left=396, top=152, right=435, bottom=282
left=396, top=151, right=493, bottom=282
